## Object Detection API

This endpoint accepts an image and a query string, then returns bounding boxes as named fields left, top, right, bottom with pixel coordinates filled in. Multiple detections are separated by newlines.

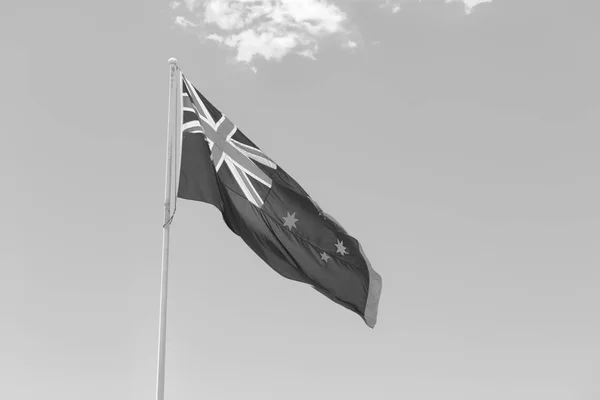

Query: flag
left=177, top=73, right=382, bottom=328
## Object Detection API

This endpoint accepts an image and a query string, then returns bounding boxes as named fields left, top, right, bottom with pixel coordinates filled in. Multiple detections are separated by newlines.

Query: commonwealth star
left=282, top=211, right=298, bottom=230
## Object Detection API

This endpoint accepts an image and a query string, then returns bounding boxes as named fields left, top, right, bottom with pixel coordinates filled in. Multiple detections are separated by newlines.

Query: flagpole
left=156, top=57, right=179, bottom=400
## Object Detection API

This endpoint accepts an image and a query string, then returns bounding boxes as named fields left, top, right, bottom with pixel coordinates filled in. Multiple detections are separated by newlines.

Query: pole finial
left=168, top=58, right=178, bottom=66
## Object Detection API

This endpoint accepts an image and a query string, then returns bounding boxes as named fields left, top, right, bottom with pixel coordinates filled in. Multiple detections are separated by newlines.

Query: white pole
left=156, top=57, right=179, bottom=400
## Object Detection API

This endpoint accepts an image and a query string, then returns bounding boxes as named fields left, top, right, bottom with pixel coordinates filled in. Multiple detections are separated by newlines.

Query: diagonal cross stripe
left=181, top=76, right=277, bottom=207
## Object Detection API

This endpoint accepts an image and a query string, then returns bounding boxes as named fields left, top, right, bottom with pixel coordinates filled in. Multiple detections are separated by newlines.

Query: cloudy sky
left=2, top=0, right=600, bottom=399
left=171, top=0, right=493, bottom=64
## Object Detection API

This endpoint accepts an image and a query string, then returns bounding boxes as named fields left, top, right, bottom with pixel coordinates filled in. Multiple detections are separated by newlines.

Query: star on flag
left=282, top=211, right=298, bottom=230
left=320, top=252, right=331, bottom=262
left=335, top=239, right=348, bottom=256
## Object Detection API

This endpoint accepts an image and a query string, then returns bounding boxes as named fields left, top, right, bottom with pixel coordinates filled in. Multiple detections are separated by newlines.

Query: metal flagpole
left=156, top=57, right=179, bottom=400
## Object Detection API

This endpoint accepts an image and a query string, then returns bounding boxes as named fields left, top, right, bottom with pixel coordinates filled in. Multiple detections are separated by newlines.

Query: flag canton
left=182, top=76, right=277, bottom=208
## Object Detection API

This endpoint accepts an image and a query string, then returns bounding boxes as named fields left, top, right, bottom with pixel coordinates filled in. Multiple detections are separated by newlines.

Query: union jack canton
left=180, top=75, right=277, bottom=208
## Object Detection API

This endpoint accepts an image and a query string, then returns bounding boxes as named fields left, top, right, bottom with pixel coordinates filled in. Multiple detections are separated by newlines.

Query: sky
left=2, top=0, right=600, bottom=399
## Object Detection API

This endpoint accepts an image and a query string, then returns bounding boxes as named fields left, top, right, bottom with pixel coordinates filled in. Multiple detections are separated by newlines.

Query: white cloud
left=204, top=0, right=252, bottom=30
left=184, top=0, right=201, bottom=11
left=174, top=0, right=350, bottom=64
left=379, top=0, right=400, bottom=11
left=381, top=0, right=492, bottom=14
left=297, top=47, right=317, bottom=60
left=206, top=33, right=225, bottom=43
left=174, top=16, right=197, bottom=28
left=449, top=0, right=492, bottom=14
left=171, top=0, right=494, bottom=66
left=225, top=29, right=302, bottom=62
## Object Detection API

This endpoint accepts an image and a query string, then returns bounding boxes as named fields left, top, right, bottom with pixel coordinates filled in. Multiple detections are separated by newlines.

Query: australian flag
left=177, top=73, right=382, bottom=328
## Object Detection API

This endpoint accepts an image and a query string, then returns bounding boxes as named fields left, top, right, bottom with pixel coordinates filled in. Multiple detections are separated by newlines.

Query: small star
left=282, top=211, right=298, bottom=230
left=320, top=252, right=331, bottom=262
left=335, top=239, right=348, bottom=256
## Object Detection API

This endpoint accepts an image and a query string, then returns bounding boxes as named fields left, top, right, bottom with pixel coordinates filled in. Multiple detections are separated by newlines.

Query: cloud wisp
left=174, top=15, right=197, bottom=28
left=172, top=0, right=495, bottom=66
left=174, top=0, right=350, bottom=64
left=381, top=0, right=493, bottom=15
left=450, top=0, right=492, bottom=14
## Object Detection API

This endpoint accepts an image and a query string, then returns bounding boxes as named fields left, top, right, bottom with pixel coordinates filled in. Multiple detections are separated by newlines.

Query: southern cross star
left=282, top=212, right=298, bottom=230
left=335, top=239, right=348, bottom=256
left=320, top=252, right=331, bottom=262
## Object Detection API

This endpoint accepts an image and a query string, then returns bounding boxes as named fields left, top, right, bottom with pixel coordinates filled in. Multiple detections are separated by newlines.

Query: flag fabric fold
left=177, top=73, right=382, bottom=328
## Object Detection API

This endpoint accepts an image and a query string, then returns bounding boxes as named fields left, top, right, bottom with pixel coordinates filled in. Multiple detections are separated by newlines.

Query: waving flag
left=177, top=73, right=382, bottom=327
